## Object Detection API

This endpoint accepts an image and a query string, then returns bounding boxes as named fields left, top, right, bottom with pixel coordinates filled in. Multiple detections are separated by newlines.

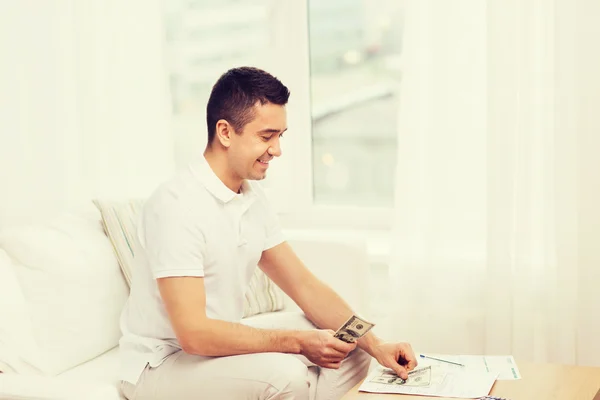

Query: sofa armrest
left=0, top=374, right=121, bottom=400
left=283, top=238, right=370, bottom=316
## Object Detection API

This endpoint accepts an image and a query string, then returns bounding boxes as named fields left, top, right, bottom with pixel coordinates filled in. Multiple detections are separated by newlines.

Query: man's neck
left=203, top=149, right=243, bottom=193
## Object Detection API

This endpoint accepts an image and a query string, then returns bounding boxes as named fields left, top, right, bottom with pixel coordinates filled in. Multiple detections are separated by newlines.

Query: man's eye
left=262, top=136, right=271, bottom=141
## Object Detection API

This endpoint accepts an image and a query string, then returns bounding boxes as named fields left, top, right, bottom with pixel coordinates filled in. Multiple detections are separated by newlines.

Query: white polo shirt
left=118, top=156, right=284, bottom=385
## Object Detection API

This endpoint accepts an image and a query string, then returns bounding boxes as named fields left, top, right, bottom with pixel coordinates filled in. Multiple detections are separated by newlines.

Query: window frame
left=267, top=0, right=394, bottom=231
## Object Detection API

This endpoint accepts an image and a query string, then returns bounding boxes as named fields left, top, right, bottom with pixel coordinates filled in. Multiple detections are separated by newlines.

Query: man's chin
left=248, top=172, right=267, bottom=181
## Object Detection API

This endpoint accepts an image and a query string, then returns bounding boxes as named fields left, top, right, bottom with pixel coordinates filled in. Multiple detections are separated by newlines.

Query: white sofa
left=0, top=205, right=369, bottom=399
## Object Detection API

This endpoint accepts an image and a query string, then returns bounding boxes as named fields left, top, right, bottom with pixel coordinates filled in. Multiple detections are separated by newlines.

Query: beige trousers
left=120, top=312, right=371, bottom=400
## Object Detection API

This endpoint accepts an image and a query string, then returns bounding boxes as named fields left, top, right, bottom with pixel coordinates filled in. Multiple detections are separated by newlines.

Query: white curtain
left=390, top=0, right=600, bottom=366
left=0, top=1, right=174, bottom=227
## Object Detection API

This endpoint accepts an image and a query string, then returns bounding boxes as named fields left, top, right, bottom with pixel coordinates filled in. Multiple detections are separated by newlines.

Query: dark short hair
left=206, top=67, right=290, bottom=144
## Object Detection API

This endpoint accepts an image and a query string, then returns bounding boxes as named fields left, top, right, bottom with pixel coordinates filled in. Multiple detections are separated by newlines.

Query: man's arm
left=157, top=275, right=355, bottom=368
left=259, top=242, right=420, bottom=378
left=257, top=241, right=384, bottom=356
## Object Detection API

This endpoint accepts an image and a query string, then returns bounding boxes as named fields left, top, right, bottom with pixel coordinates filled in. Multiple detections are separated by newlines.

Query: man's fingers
left=325, top=349, right=347, bottom=360
left=394, top=364, right=409, bottom=380
left=401, top=344, right=418, bottom=371
left=323, top=356, right=345, bottom=364
left=323, top=352, right=346, bottom=362
left=322, top=361, right=342, bottom=369
left=398, top=352, right=418, bottom=370
left=330, top=339, right=357, bottom=353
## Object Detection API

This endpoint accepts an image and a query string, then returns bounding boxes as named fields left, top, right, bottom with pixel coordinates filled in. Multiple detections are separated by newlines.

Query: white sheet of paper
left=359, top=365, right=497, bottom=398
left=420, top=354, right=522, bottom=380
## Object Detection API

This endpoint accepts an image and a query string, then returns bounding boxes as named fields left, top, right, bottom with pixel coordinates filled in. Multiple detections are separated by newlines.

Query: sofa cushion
left=0, top=372, right=121, bottom=400
left=58, top=346, right=124, bottom=399
left=0, top=249, right=41, bottom=374
left=94, top=198, right=286, bottom=318
left=92, top=199, right=145, bottom=286
left=0, top=212, right=129, bottom=375
left=244, top=267, right=287, bottom=317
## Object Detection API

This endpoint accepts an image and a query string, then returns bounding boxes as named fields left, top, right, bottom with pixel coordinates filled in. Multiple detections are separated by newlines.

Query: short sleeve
left=255, top=187, right=285, bottom=251
left=140, top=198, right=206, bottom=279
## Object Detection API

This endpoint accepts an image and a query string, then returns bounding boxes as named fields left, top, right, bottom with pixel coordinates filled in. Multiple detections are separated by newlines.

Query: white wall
left=0, top=1, right=174, bottom=227
left=576, top=0, right=600, bottom=366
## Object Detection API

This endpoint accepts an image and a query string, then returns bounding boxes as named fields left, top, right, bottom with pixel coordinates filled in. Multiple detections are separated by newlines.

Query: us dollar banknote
left=401, top=366, right=432, bottom=386
left=333, top=314, right=375, bottom=343
left=370, top=366, right=432, bottom=387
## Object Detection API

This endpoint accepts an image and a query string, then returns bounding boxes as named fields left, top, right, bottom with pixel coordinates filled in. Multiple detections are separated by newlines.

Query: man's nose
left=268, top=139, right=282, bottom=157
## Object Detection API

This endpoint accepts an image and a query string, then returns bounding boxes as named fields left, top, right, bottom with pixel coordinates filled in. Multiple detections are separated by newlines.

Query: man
left=119, top=67, right=417, bottom=399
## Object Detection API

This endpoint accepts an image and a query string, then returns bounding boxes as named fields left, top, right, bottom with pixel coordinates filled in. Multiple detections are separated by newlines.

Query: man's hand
left=372, top=342, right=417, bottom=380
left=298, top=329, right=357, bottom=369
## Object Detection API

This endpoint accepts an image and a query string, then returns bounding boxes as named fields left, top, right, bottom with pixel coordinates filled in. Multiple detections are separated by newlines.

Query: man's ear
left=215, top=119, right=233, bottom=148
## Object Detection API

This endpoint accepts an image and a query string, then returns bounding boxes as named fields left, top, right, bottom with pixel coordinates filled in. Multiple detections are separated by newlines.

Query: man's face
left=227, top=102, right=287, bottom=181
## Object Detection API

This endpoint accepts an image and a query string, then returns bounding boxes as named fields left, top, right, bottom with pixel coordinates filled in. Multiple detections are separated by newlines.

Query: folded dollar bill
left=333, top=314, right=375, bottom=343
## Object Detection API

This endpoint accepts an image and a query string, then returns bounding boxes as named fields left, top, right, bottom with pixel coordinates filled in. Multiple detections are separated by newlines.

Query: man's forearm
left=297, top=279, right=383, bottom=357
left=298, top=279, right=355, bottom=332
left=182, top=319, right=302, bottom=357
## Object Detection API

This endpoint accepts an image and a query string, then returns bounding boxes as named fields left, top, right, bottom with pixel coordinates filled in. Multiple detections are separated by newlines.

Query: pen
left=419, top=354, right=465, bottom=367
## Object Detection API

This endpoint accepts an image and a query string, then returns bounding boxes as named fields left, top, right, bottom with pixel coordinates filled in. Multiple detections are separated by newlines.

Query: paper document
left=359, top=365, right=497, bottom=398
left=420, top=354, right=521, bottom=380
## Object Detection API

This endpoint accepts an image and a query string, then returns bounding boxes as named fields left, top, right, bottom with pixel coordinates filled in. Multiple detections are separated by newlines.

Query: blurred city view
left=162, top=0, right=404, bottom=207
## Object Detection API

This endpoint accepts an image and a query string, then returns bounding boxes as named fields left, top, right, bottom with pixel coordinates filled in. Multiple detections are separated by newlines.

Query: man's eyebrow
left=258, top=128, right=288, bottom=134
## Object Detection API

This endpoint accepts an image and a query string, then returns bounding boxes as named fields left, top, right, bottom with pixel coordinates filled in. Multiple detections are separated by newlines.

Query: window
left=163, top=1, right=273, bottom=116
left=162, top=0, right=404, bottom=227
left=308, top=0, right=404, bottom=207
left=162, top=0, right=279, bottom=167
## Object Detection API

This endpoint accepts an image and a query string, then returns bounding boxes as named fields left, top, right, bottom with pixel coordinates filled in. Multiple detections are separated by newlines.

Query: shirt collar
left=190, top=156, right=257, bottom=204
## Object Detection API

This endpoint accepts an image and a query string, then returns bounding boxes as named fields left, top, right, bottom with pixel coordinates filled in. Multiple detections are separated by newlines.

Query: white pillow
left=92, top=199, right=145, bottom=286
left=243, top=267, right=286, bottom=318
left=93, top=199, right=286, bottom=318
left=0, top=212, right=129, bottom=375
left=0, top=250, right=42, bottom=374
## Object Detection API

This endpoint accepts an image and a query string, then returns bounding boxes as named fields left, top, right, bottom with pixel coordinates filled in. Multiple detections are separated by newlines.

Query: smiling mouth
left=257, top=159, right=270, bottom=165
